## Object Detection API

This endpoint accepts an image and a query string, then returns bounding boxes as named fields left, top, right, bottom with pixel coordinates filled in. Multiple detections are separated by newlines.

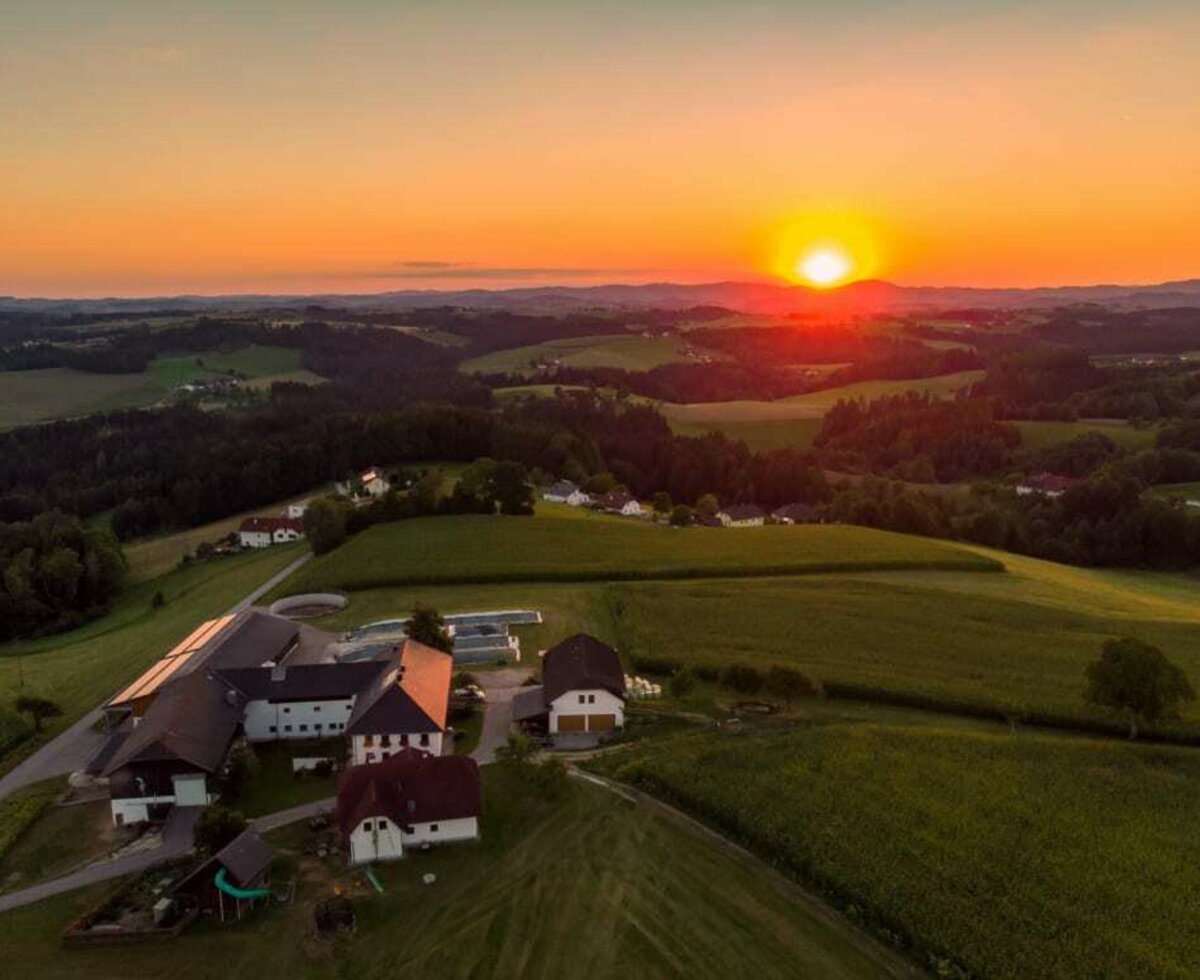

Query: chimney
left=271, top=664, right=287, bottom=683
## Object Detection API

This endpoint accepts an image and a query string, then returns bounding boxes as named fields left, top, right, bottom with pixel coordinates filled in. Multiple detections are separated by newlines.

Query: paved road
left=0, top=550, right=314, bottom=805
left=470, top=668, right=531, bottom=764
left=0, top=796, right=335, bottom=915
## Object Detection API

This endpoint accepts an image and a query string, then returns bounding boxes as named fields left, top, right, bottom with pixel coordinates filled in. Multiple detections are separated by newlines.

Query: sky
left=2, top=0, right=1198, bottom=297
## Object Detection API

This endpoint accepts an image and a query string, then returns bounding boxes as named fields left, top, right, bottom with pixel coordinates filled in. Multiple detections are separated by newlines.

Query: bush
left=721, top=663, right=763, bottom=696
left=668, top=666, right=696, bottom=699
left=193, top=805, right=247, bottom=856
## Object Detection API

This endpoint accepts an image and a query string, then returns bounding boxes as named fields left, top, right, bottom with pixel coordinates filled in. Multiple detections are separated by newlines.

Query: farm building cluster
left=542, top=480, right=821, bottom=527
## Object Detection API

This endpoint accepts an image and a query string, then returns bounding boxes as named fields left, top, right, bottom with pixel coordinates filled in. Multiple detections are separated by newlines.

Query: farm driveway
left=471, top=668, right=533, bottom=764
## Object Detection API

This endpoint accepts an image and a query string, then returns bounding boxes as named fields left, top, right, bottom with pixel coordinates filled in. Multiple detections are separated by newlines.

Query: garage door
left=556, top=714, right=587, bottom=732
left=588, top=714, right=616, bottom=732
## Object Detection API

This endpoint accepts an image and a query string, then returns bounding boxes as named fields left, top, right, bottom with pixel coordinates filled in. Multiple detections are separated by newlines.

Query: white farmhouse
left=595, top=491, right=643, bottom=517
left=717, top=504, right=766, bottom=527
left=238, top=516, right=305, bottom=548
left=511, top=634, right=627, bottom=737
left=337, top=749, right=481, bottom=865
left=542, top=480, right=591, bottom=507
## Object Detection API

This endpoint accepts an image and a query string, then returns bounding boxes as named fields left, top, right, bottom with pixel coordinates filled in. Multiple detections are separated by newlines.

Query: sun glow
left=797, top=249, right=852, bottom=287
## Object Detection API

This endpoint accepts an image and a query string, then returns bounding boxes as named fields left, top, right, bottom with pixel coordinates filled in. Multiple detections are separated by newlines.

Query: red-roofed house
left=336, top=749, right=481, bottom=864
left=360, top=468, right=389, bottom=497
left=1015, top=473, right=1080, bottom=499
left=238, top=516, right=305, bottom=548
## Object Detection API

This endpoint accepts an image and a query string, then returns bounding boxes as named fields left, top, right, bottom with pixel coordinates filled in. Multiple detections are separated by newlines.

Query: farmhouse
left=97, top=611, right=453, bottom=825
left=237, top=516, right=305, bottom=548
left=360, top=467, right=389, bottom=497
left=542, top=480, right=591, bottom=507
left=336, top=749, right=481, bottom=865
left=1015, top=472, right=1079, bottom=498
left=718, top=504, right=766, bottom=527
left=512, top=634, right=626, bottom=736
left=595, top=491, right=643, bottom=517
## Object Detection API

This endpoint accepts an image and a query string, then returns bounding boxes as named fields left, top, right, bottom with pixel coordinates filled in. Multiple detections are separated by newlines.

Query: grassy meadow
left=460, top=332, right=701, bottom=375
left=276, top=513, right=999, bottom=594
left=1014, top=419, right=1157, bottom=451
left=0, top=345, right=316, bottom=429
left=0, top=766, right=905, bottom=980
left=592, top=721, right=1200, bottom=980
left=0, top=544, right=304, bottom=756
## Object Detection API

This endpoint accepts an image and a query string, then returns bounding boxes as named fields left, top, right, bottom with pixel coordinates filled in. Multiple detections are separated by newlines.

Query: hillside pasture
left=276, top=513, right=1000, bottom=594
left=0, top=345, right=314, bottom=429
left=593, top=722, right=1200, bottom=980
left=460, top=332, right=705, bottom=375
left=1014, top=419, right=1157, bottom=451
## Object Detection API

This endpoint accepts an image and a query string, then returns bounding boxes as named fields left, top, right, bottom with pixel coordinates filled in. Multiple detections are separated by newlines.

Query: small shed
left=174, top=830, right=274, bottom=924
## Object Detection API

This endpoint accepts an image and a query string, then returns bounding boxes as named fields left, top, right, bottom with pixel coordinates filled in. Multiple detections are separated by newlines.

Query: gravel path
left=470, top=667, right=533, bottom=764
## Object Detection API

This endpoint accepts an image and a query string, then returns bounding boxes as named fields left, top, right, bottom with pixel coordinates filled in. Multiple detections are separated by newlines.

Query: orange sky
left=2, top=2, right=1199, bottom=297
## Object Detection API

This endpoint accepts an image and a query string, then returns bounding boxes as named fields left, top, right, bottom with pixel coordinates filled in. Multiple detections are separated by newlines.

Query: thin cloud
left=371, top=262, right=659, bottom=281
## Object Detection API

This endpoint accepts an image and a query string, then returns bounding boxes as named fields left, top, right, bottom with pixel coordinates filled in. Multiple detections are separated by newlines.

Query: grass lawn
left=591, top=720, right=1200, bottom=980
left=460, top=332, right=700, bottom=375
left=1150, top=481, right=1200, bottom=504
left=276, top=512, right=999, bottom=594
left=449, top=708, right=483, bottom=755
left=0, top=779, right=60, bottom=866
left=656, top=370, right=985, bottom=428
left=120, top=490, right=325, bottom=583
left=229, top=741, right=339, bottom=819
left=0, top=544, right=305, bottom=762
left=0, top=792, right=130, bottom=894
left=0, top=766, right=903, bottom=979
left=0, top=345, right=314, bottom=430
left=1014, top=419, right=1158, bottom=451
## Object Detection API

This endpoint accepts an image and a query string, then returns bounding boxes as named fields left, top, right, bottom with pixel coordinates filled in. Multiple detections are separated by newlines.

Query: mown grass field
left=657, top=370, right=985, bottom=428
left=0, top=766, right=904, bottom=980
left=276, top=513, right=999, bottom=594
left=1151, top=481, right=1200, bottom=503
left=0, top=544, right=303, bottom=757
left=461, top=332, right=701, bottom=375
left=592, top=721, right=1200, bottom=980
left=1014, top=419, right=1157, bottom=451
left=0, top=345, right=314, bottom=429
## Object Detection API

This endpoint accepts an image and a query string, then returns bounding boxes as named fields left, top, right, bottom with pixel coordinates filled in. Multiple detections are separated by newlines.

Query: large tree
left=302, top=496, right=351, bottom=555
left=405, top=603, right=453, bottom=653
left=1085, top=637, right=1196, bottom=738
left=14, top=695, right=62, bottom=733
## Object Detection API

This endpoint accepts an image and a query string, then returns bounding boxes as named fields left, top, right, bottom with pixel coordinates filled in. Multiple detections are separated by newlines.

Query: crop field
left=0, top=345, right=314, bottom=429
left=276, top=513, right=999, bottom=594
left=592, top=722, right=1200, bottom=980
left=460, top=332, right=703, bottom=375
left=1014, top=419, right=1157, bottom=451
left=602, top=572, right=1200, bottom=730
left=0, top=766, right=904, bottom=979
left=0, top=544, right=303, bottom=755
left=657, top=370, right=985, bottom=428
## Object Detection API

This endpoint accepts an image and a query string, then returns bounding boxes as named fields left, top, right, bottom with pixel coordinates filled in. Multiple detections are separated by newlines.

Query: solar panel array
left=108, top=614, right=236, bottom=707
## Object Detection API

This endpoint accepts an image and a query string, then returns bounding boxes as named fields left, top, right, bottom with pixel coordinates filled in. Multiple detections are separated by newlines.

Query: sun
left=796, top=248, right=852, bottom=288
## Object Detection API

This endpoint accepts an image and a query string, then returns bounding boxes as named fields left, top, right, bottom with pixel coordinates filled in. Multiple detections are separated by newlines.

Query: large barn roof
left=542, top=634, right=625, bottom=703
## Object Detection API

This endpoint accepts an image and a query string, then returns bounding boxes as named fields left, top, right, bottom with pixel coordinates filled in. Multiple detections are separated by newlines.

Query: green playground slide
left=214, top=866, right=273, bottom=901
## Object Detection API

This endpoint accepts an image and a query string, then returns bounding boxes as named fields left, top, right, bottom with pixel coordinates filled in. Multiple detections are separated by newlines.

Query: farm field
left=460, top=332, right=703, bottom=375
left=592, top=721, right=1200, bottom=980
left=0, top=345, right=316, bottom=429
left=0, top=766, right=905, bottom=980
left=0, top=544, right=304, bottom=759
left=602, top=573, right=1200, bottom=730
left=1150, top=481, right=1200, bottom=504
left=1014, top=419, right=1157, bottom=451
left=657, top=370, right=985, bottom=427
left=275, top=512, right=1000, bottom=594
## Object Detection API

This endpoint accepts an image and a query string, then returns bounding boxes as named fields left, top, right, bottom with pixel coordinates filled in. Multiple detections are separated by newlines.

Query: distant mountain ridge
left=3, top=277, right=1199, bottom=315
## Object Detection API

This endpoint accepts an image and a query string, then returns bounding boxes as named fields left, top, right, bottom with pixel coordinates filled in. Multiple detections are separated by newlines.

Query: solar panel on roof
left=107, top=613, right=237, bottom=708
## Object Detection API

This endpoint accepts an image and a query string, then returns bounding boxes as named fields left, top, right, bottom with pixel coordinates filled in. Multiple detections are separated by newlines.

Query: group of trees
left=0, top=511, right=126, bottom=640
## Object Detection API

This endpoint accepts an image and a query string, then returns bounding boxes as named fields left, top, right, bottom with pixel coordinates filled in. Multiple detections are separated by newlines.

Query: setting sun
left=798, top=249, right=852, bottom=288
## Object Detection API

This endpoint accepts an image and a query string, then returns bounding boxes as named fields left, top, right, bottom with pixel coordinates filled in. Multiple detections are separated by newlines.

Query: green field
left=1150, top=481, right=1200, bottom=504
left=667, top=416, right=824, bottom=450
left=0, top=544, right=304, bottom=755
left=0, top=766, right=905, bottom=979
left=460, top=332, right=702, bottom=375
left=0, top=345, right=317, bottom=429
left=592, top=721, right=1200, bottom=979
left=658, top=370, right=985, bottom=429
left=276, top=513, right=999, bottom=594
left=1014, top=419, right=1157, bottom=451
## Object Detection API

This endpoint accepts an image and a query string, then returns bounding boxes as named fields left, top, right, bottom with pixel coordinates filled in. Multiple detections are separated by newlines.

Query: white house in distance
left=1015, top=472, right=1079, bottom=498
left=511, top=634, right=627, bottom=736
left=360, top=467, right=390, bottom=497
left=595, top=491, right=643, bottom=517
left=284, top=501, right=309, bottom=520
left=542, top=480, right=591, bottom=507
left=718, top=504, right=767, bottom=527
left=237, top=516, right=305, bottom=548
left=336, top=749, right=481, bottom=865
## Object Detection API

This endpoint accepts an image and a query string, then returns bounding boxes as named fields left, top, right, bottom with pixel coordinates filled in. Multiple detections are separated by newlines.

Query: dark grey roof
left=772, top=502, right=820, bottom=521
left=721, top=504, right=766, bottom=521
left=203, top=611, right=299, bottom=671
left=542, top=635, right=625, bottom=703
left=217, top=662, right=385, bottom=702
left=103, top=670, right=245, bottom=777
left=544, top=481, right=579, bottom=496
left=215, top=830, right=275, bottom=886
left=510, top=686, right=548, bottom=721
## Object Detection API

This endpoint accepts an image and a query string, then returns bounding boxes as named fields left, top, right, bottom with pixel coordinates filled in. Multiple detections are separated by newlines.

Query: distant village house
left=237, top=516, right=304, bottom=548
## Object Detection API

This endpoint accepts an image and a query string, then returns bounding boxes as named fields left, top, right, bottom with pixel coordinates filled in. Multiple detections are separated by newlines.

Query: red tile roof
left=239, top=516, right=304, bottom=534
left=336, top=748, right=481, bottom=837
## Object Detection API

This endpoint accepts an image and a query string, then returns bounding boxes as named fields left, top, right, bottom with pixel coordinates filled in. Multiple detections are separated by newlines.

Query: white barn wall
left=548, top=689, right=625, bottom=733
left=243, top=698, right=354, bottom=741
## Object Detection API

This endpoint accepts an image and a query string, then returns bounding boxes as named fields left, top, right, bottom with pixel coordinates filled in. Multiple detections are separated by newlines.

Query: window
left=269, top=725, right=277, bottom=733
left=430, top=823, right=439, bottom=832
left=299, top=724, right=308, bottom=732
left=364, top=734, right=375, bottom=747
left=578, top=694, right=585, bottom=704
left=314, top=705, right=321, bottom=712
left=588, top=694, right=596, bottom=704
left=314, top=724, right=322, bottom=732
left=363, top=820, right=373, bottom=832
left=283, top=706, right=291, bottom=714
left=377, top=819, right=388, bottom=829
left=381, top=734, right=391, bottom=747
left=400, top=734, right=409, bottom=747
left=284, top=725, right=293, bottom=733
left=419, top=733, right=429, bottom=747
